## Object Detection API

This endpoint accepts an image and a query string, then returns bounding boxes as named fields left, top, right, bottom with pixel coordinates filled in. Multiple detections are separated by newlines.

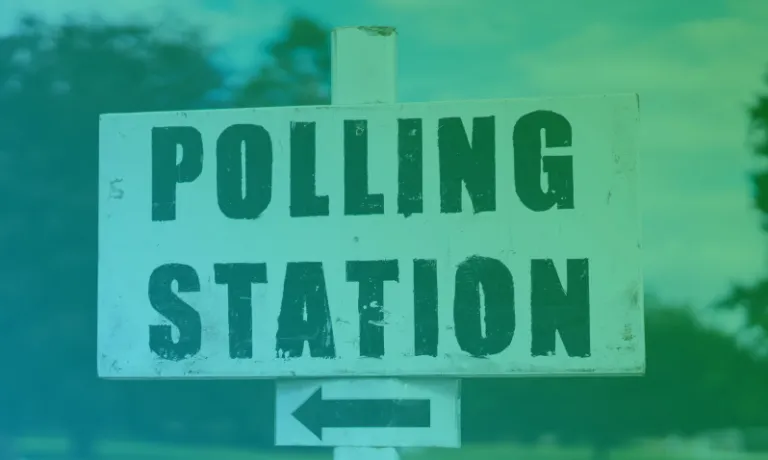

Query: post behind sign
left=273, top=26, right=460, bottom=460
left=331, top=28, right=405, bottom=460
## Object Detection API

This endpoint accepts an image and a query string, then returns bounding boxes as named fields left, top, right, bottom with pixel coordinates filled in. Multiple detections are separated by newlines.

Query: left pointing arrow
left=291, top=387, right=431, bottom=440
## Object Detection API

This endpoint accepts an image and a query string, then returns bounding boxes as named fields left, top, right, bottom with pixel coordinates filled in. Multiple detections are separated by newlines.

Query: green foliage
left=717, top=68, right=768, bottom=347
left=0, top=13, right=330, bottom=453
left=463, top=301, right=766, bottom=452
left=0, top=16, right=225, bottom=443
left=234, top=16, right=330, bottom=107
left=748, top=75, right=768, bottom=229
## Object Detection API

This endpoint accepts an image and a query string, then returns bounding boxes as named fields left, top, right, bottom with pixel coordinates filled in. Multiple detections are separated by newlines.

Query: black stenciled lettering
left=214, top=263, right=267, bottom=359
left=291, top=122, right=329, bottom=217
left=414, top=259, right=438, bottom=356
left=454, top=256, right=515, bottom=357
left=344, top=120, right=384, bottom=215
left=148, top=264, right=202, bottom=360
left=151, top=126, right=203, bottom=221
left=276, top=262, right=336, bottom=358
left=217, top=124, right=273, bottom=219
left=514, top=111, right=574, bottom=211
left=531, top=259, right=590, bottom=357
left=346, top=260, right=399, bottom=358
left=438, top=116, right=496, bottom=214
left=398, top=118, right=423, bottom=217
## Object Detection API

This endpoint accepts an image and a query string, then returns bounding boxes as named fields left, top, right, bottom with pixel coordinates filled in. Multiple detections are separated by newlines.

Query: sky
left=1, top=0, right=766, bottom=316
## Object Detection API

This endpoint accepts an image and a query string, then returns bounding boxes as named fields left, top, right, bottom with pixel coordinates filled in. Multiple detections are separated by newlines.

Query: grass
left=13, top=436, right=768, bottom=459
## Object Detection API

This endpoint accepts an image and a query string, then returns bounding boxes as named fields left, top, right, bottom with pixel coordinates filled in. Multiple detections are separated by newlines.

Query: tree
left=234, top=16, right=330, bottom=107
left=462, top=296, right=767, bottom=460
left=0, top=13, right=331, bottom=457
left=717, top=68, right=768, bottom=350
left=745, top=72, right=768, bottom=230
left=0, top=14, right=224, bottom=457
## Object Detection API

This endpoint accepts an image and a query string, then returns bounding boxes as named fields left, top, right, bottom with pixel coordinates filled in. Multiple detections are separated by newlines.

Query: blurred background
left=2, top=0, right=768, bottom=459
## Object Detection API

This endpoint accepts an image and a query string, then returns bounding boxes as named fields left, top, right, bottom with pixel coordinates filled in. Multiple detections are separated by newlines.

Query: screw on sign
left=97, top=26, right=642, bottom=459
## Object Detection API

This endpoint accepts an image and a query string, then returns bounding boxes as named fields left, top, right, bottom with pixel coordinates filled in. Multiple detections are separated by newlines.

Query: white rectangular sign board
left=98, top=94, right=643, bottom=379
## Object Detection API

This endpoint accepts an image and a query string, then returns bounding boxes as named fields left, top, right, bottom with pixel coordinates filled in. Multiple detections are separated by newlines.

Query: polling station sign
left=97, top=94, right=643, bottom=379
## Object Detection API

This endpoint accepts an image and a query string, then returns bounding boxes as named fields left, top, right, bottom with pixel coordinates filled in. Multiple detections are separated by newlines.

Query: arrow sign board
left=97, top=94, right=643, bottom=379
left=294, top=388, right=430, bottom=438
left=275, top=379, right=459, bottom=447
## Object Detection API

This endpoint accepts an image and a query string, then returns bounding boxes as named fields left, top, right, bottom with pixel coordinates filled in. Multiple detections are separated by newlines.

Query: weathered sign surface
left=275, top=379, right=460, bottom=447
left=97, top=94, right=643, bottom=379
